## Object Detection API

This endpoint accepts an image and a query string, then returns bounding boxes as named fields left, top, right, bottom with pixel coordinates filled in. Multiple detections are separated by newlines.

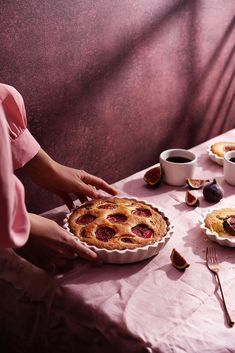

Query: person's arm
left=0, top=105, right=30, bottom=248
left=0, top=83, right=40, bottom=169
left=23, top=148, right=118, bottom=209
left=15, top=213, right=101, bottom=272
left=0, top=83, right=102, bottom=270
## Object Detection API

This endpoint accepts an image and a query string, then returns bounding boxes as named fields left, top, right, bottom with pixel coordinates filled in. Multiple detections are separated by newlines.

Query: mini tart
left=67, top=197, right=169, bottom=250
left=211, top=142, right=235, bottom=158
left=204, top=208, right=235, bottom=236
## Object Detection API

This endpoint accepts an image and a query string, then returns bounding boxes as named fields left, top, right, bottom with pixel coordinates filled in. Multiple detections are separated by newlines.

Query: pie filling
left=68, top=198, right=168, bottom=250
left=131, top=224, right=153, bottom=238
left=107, top=214, right=127, bottom=223
left=76, top=214, right=97, bottom=224
left=132, top=208, right=151, bottom=217
left=95, top=226, right=116, bottom=242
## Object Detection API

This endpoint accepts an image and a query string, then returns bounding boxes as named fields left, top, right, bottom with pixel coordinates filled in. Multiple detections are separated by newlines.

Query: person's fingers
left=75, top=182, right=110, bottom=200
left=69, top=238, right=102, bottom=263
left=58, top=193, right=74, bottom=210
left=79, top=171, right=118, bottom=196
left=76, top=193, right=88, bottom=204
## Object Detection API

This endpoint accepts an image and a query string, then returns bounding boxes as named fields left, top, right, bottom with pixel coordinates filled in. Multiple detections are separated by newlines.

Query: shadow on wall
left=41, top=0, right=235, bottom=147
left=1, top=0, right=234, bottom=212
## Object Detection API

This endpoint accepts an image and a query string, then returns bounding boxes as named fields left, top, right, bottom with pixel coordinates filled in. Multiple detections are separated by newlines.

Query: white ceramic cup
left=224, top=151, right=235, bottom=186
left=160, top=149, right=197, bottom=186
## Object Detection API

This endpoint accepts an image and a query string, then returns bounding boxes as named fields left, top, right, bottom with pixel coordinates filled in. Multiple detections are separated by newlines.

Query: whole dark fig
left=203, top=179, right=223, bottom=203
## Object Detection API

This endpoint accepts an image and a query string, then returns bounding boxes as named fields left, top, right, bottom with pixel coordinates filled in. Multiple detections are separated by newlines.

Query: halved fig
left=107, top=213, right=127, bottom=223
left=95, top=226, right=116, bottom=242
left=185, top=190, right=199, bottom=207
left=132, top=208, right=151, bottom=217
left=144, top=165, right=162, bottom=186
left=186, top=178, right=206, bottom=190
left=170, top=248, right=190, bottom=271
left=98, top=203, right=117, bottom=209
left=76, top=214, right=97, bottom=224
left=121, top=236, right=135, bottom=243
left=223, top=216, right=235, bottom=235
left=131, top=224, right=153, bottom=238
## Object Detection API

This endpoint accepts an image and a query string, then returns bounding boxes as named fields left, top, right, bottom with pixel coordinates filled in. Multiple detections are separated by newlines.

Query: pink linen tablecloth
left=1, top=129, right=235, bottom=353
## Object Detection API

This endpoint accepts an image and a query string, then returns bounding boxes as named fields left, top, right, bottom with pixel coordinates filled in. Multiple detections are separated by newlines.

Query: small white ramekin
left=199, top=211, right=235, bottom=247
left=207, top=145, right=224, bottom=166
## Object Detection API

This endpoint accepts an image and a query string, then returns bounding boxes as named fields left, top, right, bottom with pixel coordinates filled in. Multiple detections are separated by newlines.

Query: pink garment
left=0, top=83, right=40, bottom=248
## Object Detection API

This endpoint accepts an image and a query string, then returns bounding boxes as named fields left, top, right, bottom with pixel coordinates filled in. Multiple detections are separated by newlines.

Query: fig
left=144, top=165, right=162, bottom=186
left=223, top=216, right=235, bottom=235
left=203, top=179, right=223, bottom=203
left=186, top=178, right=206, bottom=190
left=185, top=190, right=199, bottom=207
left=170, top=248, right=190, bottom=271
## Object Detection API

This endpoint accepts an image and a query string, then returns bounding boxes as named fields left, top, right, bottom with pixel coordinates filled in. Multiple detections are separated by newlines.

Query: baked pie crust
left=211, top=142, right=235, bottom=158
left=66, top=197, right=169, bottom=250
left=204, top=208, right=235, bottom=236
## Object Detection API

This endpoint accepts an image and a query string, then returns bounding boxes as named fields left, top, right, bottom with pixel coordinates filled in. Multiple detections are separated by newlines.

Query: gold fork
left=206, top=247, right=234, bottom=327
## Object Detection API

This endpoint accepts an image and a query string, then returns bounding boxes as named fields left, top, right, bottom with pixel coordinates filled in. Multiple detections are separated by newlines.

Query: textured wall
left=0, top=0, right=234, bottom=213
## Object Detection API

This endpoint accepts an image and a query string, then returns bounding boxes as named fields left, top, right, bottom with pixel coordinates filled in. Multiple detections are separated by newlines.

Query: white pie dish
left=199, top=211, right=235, bottom=247
left=63, top=198, right=173, bottom=264
left=207, top=145, right=223, bottom=166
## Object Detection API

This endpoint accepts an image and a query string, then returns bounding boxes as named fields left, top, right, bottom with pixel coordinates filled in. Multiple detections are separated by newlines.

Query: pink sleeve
left=0, top=104, right=30, bottom=248
left=0, top=83, right=40, bottom=169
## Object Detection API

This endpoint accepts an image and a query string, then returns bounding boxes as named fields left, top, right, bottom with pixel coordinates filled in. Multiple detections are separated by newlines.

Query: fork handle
left=216, top=273, right=234, bottom=327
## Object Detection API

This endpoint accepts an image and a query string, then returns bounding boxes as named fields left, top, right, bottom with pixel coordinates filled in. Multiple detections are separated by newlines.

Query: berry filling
left=95, top=226, right=116, bottom=242
left=107, top=213, right=127, bottom=223
left=76, top=214, right=97, bottom=224
left=132, top=208, right=151, bottom=217
left=131, top=224, right=153, bottom=238
left=98, top=203, right=117, bottom=209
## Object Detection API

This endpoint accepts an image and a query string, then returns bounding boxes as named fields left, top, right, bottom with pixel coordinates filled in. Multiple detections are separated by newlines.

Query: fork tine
left=209, top=247, right=213, bottom=262
left=209, top=247, right=216, bottom=263
left=206, top=246, right=234, bottom=327
left=213, top=247, right=218, bottom=262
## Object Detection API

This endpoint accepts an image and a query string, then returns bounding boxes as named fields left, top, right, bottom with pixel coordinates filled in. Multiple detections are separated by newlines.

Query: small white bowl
left=207, top=145, right=223, bottom=166
left=63, top=198, right=173, bottom=264
left=199, top=211, right=235, bottom=247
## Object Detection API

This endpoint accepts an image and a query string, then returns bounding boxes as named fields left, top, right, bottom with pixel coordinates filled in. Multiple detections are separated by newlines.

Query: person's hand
left=23, top=148, right=118, bottom=209
left=15, top=213, right=101, bottom=272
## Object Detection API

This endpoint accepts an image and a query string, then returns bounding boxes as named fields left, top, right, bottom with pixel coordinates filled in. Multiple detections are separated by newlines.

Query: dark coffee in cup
left=160, top=149, right=197, bottom=186
left=166, top=156, right=192, bottom=163
left=229, top=157, right=235, bottom=163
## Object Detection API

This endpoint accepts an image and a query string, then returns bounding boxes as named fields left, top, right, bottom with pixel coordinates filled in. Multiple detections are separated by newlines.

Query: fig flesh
left=144, top=165, right=162, bottom=186
left=186, top=178, right=206, bottom=190
left=223, top=216, right=235, bottom=235
left=203, top=179, right=223, bottom=203
left=170, top=248, right=190, bottom=271
left=185, top=190, right=199, bottom=207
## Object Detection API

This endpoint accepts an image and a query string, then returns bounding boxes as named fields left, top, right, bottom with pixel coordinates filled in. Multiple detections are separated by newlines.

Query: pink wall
left=0, top=0, right=234, bottom=213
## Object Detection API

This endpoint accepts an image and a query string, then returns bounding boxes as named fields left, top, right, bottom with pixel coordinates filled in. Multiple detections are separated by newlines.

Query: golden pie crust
left=211, top=142, right=235, bottom=157
left=67, top=197, right=169, bottom=250
left=204, top=208, right=235, bottom=236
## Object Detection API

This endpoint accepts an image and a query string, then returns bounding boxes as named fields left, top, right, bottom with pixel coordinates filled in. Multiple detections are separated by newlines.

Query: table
left=1, top=129, right=235, bottom=353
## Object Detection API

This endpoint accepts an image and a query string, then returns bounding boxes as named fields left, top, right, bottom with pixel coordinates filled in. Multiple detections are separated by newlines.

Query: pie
left=204, top=208, right=235, bottom=236
left=66, top=197, right=169, bottom=250
left=211, top=142, right=235, bottom=157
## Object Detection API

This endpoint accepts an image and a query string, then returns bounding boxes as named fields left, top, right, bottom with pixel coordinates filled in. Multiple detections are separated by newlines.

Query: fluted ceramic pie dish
left=63, top=197, right=173, bottom=264
left=199, top=209, right=235, bottom=247
left=207, top=145, right=224, bottom=166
